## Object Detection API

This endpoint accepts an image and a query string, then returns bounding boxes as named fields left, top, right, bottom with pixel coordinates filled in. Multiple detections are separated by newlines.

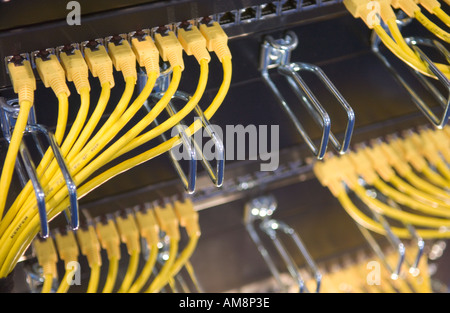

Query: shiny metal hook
left=148, top=95, right=197, bottom=194
left=260, top=31, right=355, bottom=158
left=244, top=195, right=286, bottom=291
left=0, top=98, right=49, bottom=237
left=150, top=90, right=225, bottom=190
left=371, top=21, right=450, bottom=129
left=244, top=195, right=321, bottom=293
left=259, top=218, right=322, bottom=292
left=386, top=198, right=424, bottom=276
left=26, top=124, right=79, bottom=231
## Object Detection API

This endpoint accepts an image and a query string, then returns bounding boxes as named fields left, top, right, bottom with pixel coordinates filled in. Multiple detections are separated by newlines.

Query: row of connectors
left=4, top=1, right=336, bottom=71
left=32, top=197, right=199, bottom=292
left=3, top=18, right=209, bottom=76
left=217, top=0, right=341, bottom=28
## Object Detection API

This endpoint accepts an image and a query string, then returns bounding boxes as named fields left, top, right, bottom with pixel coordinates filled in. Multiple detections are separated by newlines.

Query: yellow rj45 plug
left=54, top=229, right=79, bottom=267
left=115, top=211, right=141, bottom=256
left=107, top=35, right=137, bottom=82
left=154, top=28, right=185, bottom=70
left=115, top=210, right=141, bottom=293
left=135, top=206, right=160, bottom=247
left=154, top=203, right=180, bottom=241
left=199, top=21, right=232, bottom=62
left=128, top=206, right=160, bottom=293
left=131, top=30, right=160, bottom=74
left=7, top=56, right=36, bottom=104
left=76, top=224, right=102, bottom=293
left=54, top=228, right=80, bottom=293
left=173, top=198, right=200, bottom=238
left=34, top=50, right=70, bottom=97
left=95, top=216, right=120, bottom=293
left=95, top=217, right=121, bottom=263
left=59, top=45, right=90, bottom=93
left=76, top=224, right=102, bottom=269
left=33, top=236, right=58, bottom=293
left=391, top=0, right=420, bottom=18
left=178, top=23, right=211, bottom=63
left=83, top=40, right=115, bottom=88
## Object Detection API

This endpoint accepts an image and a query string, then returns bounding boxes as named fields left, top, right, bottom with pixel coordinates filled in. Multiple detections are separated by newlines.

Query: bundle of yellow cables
left=0, top=21, right=232, bottom=284
left=314, top=125, right=450, bottom=241
left=344, top=0, right=450, bottom=80
left=33, top=198, right=200, bottom=293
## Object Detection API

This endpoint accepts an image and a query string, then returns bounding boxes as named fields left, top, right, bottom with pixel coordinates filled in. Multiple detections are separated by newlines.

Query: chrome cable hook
left=244, top=195, right=321, bottom=293
left=26, top=124, right=79, bottom=231
left=260, top=31, right=355, bottom=159
left=371, top=20, right=450, bottom=129
left=0, top=97, right=79, bottom=236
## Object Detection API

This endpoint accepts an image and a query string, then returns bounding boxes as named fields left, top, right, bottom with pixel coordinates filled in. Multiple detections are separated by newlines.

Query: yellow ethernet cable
left=313, top=157, right=450, bottom=239
left=3, top=51, right=71, bottom=215
left=347, top=150, right=450, bottom=218
left=0, top=57, right=36, bottom=221
left=0, top=56, right=157, bottom=277
left=110, top=25, right=211, bottom=158
left=146, top=203, right=180, bottom=293
left=95, top=217, right=121, bottom=293
left=129, top=207, right=160, bottom=293
left=76, top=224, right=102, bottom=293
left=415, top=11, right=450, bottom=43
left=388, top=136, right=450, bottom=189
left=406, top=130, right=450, bottom=183
left=33, top=236, right=58, bottom=293
left=421, top=127, right=450, bottom=165
left=390, top=0, right=450, bottom=43
left=13, top=36, right=151, bottom=218
left=75, top=22, right=232, bottom=199
left=11, top=30, right=180, bottom=222
left=0, top=23, right=231, bottom=278
left=333, top=154, right=450, bottom=228
left=152, top=199, right=200, bottom=292
left=417, top=0, right=450, bottom=27
left=343, top=0, right=450, bottom=78
left=115, top=211, right=141, bottom=293
left=364, top=143, right=450, bottom=207
left=0, top=40, right=134, bottom=247
left=434, top=7, right=450, bottom=27
left=54, top=229, right=79, bottom=293
left=2, top=43, right=103, bottom=228
left=376, top=141, right=450, bottom=200
left=0, top=49, right=91, bottom=241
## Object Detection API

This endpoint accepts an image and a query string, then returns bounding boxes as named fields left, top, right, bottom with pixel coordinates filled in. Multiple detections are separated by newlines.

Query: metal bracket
left=371, top=22, right=450, bottom=128
left=244, top=195, right=322, bottom=293
left=260, top=219, right=322, bottom=293
left=0, top=97, right=79, bottom=237
left=142, top=64, right=225, bottom=193
left=260, top=31, right=355, bottom=159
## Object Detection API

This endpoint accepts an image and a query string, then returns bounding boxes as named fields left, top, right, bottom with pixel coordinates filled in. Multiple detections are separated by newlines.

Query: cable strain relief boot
left=120, top=61, right=137, bottom=84
left=215, top=44, right=232, bottom=63
left=18, top=84, right=35, bottom=105
left=42, top=263, right=57, bottom=278
left=143, top=56, right=160, bottom=75
left=191, top=43, right=211, bottom=64
left=167, top=52, right=185, bottom=71
left=96, top=66, right=115, bottom=89
left=71, top=71, right=90, bottom=93
left=48, top=76, right=70, bottom=98
left=85, top=246, right=102, bottom=267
